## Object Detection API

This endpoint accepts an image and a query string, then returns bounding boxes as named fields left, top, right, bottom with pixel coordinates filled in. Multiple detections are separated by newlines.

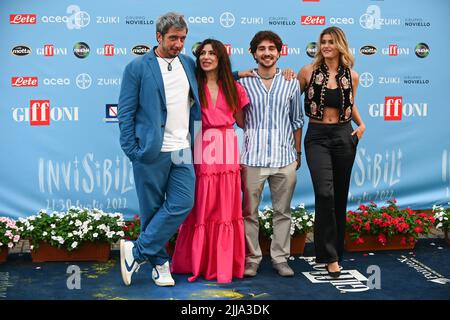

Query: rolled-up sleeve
left=118, top=64, right=140, bottom=161
left=289, top=83, right=304, bottom=130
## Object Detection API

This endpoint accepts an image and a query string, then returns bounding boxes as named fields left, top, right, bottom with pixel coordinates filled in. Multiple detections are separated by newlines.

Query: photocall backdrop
left=1, top=0, right=449, bottom=219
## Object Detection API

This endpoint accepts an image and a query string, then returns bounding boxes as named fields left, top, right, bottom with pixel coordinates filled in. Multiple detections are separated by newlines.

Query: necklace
left=256, top=68, right=278, bottom=80
left=155, top=49, right=176, bottom=71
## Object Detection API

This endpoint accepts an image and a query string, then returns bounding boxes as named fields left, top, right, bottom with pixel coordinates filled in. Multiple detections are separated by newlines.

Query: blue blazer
left=118, top=49, right=201, bottom=163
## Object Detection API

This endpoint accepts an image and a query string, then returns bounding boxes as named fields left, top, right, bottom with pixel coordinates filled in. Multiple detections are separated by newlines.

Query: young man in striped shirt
left=239, top=31, right=304, bottom=277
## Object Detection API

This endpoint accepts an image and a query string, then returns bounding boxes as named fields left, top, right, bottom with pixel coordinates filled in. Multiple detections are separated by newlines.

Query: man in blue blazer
left=118, top=12, right=201, bottom=287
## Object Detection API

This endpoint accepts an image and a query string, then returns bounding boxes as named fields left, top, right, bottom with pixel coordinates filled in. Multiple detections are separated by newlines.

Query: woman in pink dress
left=171, top=39, right=249, bottom=283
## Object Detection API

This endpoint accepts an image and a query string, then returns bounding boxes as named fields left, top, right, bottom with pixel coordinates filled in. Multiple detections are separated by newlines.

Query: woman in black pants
left=297, top=26, right=366, bottom=278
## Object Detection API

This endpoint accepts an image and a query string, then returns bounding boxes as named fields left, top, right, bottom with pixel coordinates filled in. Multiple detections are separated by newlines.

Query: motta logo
left=301, top=16, right=326, bottom=25
left=11, top=45, right=32, bottom=56
left=132, top=45, right=150, bottom=55
left=10, top=14, right=37, bottom=24
left=12, top=76, right=38, bottom=87
left=384, top=96, right=402, bottom=121
left=30, top=100, right=50, bottom=125
left=360, top=45, right=377, bottom=55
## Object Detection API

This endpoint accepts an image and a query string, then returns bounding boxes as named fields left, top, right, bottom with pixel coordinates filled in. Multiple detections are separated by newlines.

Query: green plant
left=346, top=199, right=435, bottom=246
left=17, top=208, right=126, bottom=251
left=433, top=202, right=450, bottom=231
left=0, top=217, right=21, bottom=250
left=259, top=204, right=314, bottom=238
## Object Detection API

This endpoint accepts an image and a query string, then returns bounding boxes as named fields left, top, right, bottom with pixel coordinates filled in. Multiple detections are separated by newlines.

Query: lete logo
left=10, top=14, right=37, bottom=24
left=12, top=77, right=38, bottom=87
left=301, top=16, right=326, bottom=25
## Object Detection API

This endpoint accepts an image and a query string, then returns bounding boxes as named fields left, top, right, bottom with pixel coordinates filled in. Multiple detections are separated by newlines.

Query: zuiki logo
left=306, top=42, right=317, bottom=58
left=10, top=14, right=37, bottom=24
left=12, top=76, right=38, bottom=87
left=73, top=42, right=90, bottom=58
left=11, top=45, right=32, bottom=56
left=96, top=16, right=120, bottom=24
left=360, top=5, right=401, bottom=30
left=360, top=45, right=377, bottom=56
left=132, top=45, right=150, bottom=55
left=415, top=43, right=430, bottom=58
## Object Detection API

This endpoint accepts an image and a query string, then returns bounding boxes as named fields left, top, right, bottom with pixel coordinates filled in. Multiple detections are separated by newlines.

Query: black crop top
left=323, top=87, right=340, bottom=109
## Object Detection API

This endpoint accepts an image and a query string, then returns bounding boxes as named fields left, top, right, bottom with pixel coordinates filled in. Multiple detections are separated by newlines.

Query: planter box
left=260, top=234, right=307, bottom=256
left=0, top=247, right=7, bottom=264
left=344, top=233, right=415, bottom=252
left=445, top=229, right=450, bottom=245
left=31, top=241, right=110, bottom=263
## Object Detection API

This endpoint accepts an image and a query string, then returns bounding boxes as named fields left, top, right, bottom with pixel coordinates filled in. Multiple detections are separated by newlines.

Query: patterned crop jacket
left=304, top=63, right=354, bottom=123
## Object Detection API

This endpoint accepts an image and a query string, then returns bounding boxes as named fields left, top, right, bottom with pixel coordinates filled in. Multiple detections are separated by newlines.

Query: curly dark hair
left=249, top=30, right=283, bottom=55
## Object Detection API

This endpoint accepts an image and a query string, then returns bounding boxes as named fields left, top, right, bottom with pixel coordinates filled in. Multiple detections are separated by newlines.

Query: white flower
left=436, top=223, right=443, bottom=229
left=51, top=224, right=56, bottom=229
left=30, top=245, right=34, bottom=250
left=42, top=231, right=48, bottom=236
left=106, top=231, right=115, bottom=238
left=93, top=233, right=98, bottom=238
left=75, top=220, right=82, bottom=227
left=307, top=221, right=313, bottom=227
left=116, top=231, right=125, bottom=237
left=68, top=233, right=73, bottom=238
left=264, top=222, right=270, bottom=229
left=27, top=225, right=35, bottom=231
left=8, top=243, right=14, bottom=248
left=71, top=242, right=78, bottom=249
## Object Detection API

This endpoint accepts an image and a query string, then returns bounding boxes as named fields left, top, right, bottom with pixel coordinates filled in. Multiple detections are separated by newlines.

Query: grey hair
left=156, top=12, right=188, bottom=36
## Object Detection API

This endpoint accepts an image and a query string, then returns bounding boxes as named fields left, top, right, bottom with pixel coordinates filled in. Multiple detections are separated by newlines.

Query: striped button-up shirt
left=239, top=69, right=304, bottom=167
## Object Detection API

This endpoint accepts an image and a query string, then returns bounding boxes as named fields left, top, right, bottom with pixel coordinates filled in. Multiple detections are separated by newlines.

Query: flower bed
left=0, top=217, right=21, bottom=263
left=17, top=208, right=125, bottom=262
left=433, top=203, right=450, bottom=244
left=259, top=204, right=314, bottom=255
left=345, top=199, right=435, bottom=251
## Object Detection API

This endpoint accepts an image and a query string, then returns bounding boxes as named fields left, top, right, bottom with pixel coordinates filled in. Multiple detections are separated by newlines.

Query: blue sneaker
left=120, top=239, right=145, bottom=286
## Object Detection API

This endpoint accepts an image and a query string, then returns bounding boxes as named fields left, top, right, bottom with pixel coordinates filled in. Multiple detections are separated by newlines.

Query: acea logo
left=415, top=43, right=430, bottom=58
left=220, top=12, right=235, bottom=28
left=73, top=42, right=90, bottom=58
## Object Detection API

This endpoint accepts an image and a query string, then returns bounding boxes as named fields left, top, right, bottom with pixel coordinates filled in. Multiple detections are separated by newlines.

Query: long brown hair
left=195, top=39, right=239, bottom=112
left=313, top=26, right=354, bottom=69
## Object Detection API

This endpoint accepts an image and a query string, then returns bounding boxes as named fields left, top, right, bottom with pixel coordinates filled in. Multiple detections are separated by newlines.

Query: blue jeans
left=131, top=148, right=195, bottom=266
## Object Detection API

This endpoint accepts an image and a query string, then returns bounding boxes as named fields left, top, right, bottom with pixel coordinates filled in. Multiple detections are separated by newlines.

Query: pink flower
left=355, top=237, right=365, bottom=244
left=377, top=234, right=387, bottom=245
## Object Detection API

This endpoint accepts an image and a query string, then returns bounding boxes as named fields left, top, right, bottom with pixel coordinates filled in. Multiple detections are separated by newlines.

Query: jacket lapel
left=146, top=48, right=166, bottom=108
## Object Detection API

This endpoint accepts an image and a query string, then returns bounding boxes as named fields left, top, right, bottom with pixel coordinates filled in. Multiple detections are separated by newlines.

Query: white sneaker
left=152, top=261, right=175, bottom=287
left=120, top=239, right=145, bottom=286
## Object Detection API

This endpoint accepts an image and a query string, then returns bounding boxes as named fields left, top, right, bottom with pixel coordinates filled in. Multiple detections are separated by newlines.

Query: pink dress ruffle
left=171, top=82, right=249, bottom=283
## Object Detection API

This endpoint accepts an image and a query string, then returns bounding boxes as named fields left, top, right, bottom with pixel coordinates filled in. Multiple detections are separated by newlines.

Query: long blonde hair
left=312, top=26, right=354, bottom=69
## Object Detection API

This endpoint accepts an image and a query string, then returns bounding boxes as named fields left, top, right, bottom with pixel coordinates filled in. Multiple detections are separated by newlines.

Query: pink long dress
left=171, top=81, right=249, bottom=283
